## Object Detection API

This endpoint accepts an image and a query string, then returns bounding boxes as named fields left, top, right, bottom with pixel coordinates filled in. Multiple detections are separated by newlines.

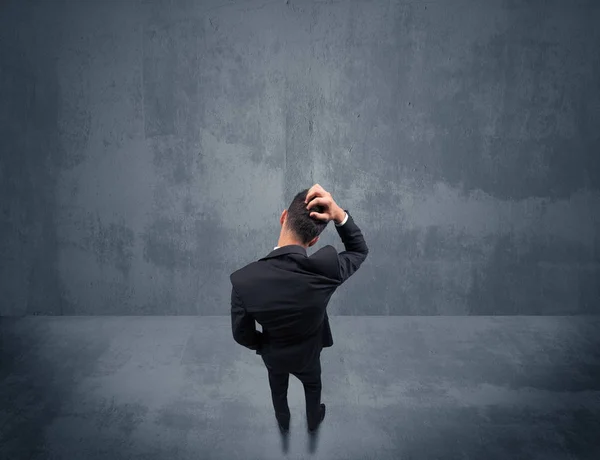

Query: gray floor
left=1, top=316, right=599, bottom=460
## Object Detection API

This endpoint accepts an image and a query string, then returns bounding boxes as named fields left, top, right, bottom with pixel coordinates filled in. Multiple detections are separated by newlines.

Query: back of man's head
left=286, top=189, right=328, bottom=245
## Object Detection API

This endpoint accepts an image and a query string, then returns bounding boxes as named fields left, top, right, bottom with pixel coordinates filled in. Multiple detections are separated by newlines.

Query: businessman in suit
left=230, top=183, right=369, bottom=434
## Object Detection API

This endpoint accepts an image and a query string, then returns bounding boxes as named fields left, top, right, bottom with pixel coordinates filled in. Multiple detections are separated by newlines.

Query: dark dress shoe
left=277, top=416, right=290, bottom=434
left=308, top=404, right=326, bottom=433
left=278, top=421, right=289, bottom=434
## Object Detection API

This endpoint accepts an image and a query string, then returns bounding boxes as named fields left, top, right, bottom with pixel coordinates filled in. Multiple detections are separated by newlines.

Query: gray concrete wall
left=1, top=0, right=599, bottom=316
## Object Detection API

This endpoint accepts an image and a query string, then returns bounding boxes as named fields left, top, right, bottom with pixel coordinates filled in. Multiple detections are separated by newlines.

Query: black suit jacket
left=230, top=210, right=368, bottom=372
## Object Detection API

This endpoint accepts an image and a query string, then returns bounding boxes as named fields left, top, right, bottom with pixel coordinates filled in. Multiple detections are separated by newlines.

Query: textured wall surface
left=1, top=0, right=599, bottom=316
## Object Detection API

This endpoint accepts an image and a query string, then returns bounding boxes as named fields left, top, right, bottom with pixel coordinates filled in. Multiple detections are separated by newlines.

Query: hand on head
left=305, top=184, right=344, bottom=224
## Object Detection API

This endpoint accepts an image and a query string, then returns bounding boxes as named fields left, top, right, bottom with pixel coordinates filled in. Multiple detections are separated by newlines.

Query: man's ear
left=280, top=209, right=287, bottom=226
left=308, top=236, right=319, bottom=247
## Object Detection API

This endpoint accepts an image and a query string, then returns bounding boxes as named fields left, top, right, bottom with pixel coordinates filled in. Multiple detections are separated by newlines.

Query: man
left=230, top=183, right=369, bottom=434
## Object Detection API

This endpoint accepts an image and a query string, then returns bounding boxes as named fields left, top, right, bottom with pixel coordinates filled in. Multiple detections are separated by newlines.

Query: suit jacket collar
left=259, top=244, right=307, bottom=261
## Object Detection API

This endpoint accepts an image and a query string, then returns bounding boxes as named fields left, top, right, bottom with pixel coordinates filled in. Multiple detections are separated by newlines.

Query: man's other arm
left=231, top=287, right=262, bottom=350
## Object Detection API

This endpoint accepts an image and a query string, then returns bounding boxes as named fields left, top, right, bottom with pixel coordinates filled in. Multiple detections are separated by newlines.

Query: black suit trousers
left=262, top=350, right=323, bottom=430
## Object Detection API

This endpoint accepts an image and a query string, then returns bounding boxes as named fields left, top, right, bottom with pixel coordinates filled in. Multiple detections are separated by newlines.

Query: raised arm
left=305, top=184, right=369, bottom=284
left=332, top=209, right=368, bottom=284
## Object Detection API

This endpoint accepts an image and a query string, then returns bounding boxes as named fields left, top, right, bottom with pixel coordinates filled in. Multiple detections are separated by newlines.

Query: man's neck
left=276, top=241, right=306, bottom=249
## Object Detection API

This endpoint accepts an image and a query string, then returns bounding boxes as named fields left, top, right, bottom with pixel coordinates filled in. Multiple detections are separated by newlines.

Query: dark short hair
left=286, top=188, right=328, bottom=245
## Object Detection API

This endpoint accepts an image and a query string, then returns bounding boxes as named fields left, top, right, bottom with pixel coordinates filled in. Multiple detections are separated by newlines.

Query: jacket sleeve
left=334, top=210, right=369, bottom=284
left=231, top=287, right=263, bottom=351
